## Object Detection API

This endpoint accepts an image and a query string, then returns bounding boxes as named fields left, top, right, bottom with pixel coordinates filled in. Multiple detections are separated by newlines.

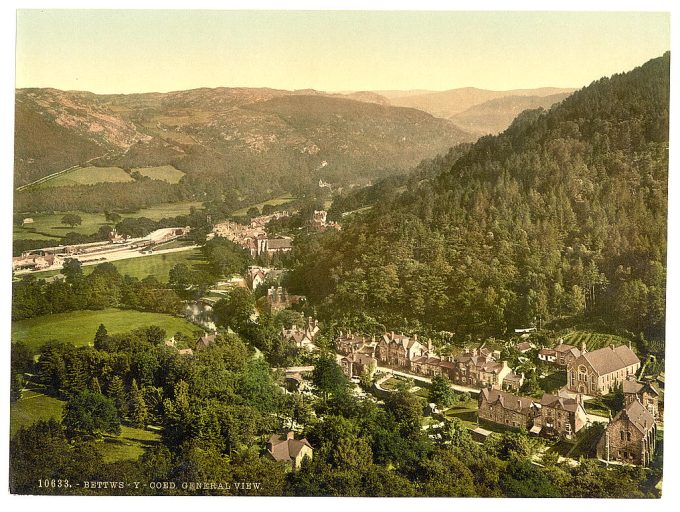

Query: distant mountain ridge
left=14, top=86, right=474, bottom=211
left=387, top=86, right=576, bottom=119
left=449, top=93, right=571, bottom=136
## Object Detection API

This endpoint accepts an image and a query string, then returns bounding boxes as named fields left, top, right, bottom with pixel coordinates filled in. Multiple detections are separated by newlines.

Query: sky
left=15, top=10, right=670, bottom=94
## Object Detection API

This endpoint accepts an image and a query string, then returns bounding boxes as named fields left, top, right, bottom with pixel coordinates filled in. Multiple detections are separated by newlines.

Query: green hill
left=288, top=53, right=669, bottom=340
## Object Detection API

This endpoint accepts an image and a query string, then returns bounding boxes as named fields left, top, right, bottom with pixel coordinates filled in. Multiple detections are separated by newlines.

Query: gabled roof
left=480, top=388, right=535, bottom=415
left=540, top=393, right=581, bottom=413
left=196, top=334, right=216, bottom=348
left=577, top=345, right=640, bottom=375
left=539, top=348, right=556, bottom=356
left=267, top=433, right=313, bottom=462
left=622, top=379, right=659, bottom=397
left=613, top=400, right=655, bottom=434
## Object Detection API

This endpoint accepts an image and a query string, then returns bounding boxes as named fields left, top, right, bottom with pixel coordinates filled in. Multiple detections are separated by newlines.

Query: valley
left=10, top=53, right=668, bottom=498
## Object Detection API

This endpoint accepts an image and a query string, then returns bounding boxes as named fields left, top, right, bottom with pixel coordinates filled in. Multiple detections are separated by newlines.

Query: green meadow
left=134, top=165, right=185, bottom=183
left=14, top=201, right=203, bottom=241
left=11, top=308, right=200, bottom=351
left=10, top=390, right=161, bottom=463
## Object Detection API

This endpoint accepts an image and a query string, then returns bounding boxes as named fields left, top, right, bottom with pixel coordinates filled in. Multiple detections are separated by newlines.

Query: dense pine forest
left=287, top=53, right=669, bottom=342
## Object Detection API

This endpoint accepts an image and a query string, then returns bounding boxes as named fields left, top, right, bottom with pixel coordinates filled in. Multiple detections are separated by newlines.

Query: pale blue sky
left=16, top=10, right=670, bottom=93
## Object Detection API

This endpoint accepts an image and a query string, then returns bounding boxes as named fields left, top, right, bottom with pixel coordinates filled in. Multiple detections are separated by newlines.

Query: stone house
left=553, top=340, right=582, bottom=366
left=340, top=352, right=377, bottom=379
left=282, top=317, right=320, bottom=351
left=534, top=392, right=588, bottom=438
left=266, top=431, right=313, bottom=471
left=623, top=377, right=660, bottom=419
left=375, top=332, right=427, bottom=368
left=566, top=344, right=640, bottom=395
left=195, top=332, right=217, bottom=351
left=451, top=348, right=512, bottom=389
left=265, top=286, right=305, bottom=313
left=538, top=347, right=557, bottom=363
left=596, top=400, right=656, bottom=466
left=335, top=331, right=372, bottom=355
left=478, top=388, right=537, bottom=429
left=502, top=371, right=525, bottom=392
left=515, top=341, right=534, bottom=353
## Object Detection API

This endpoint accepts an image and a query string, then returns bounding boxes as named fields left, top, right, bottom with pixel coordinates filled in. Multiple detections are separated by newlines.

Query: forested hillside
left=288, top=53, right=669, bottom=341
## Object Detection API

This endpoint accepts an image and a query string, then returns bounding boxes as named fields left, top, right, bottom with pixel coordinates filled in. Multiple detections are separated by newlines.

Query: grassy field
left=561, top=330, right=633, bottom=352
left=28, top=247, right=207, bottom=282
left=11, top=308, right=201, bottom=351
left=231, top=194, right=296, bottom=216
left=35, top=166, right=134, bottom=189
left=10, top=390, right=65, bottom=436
left=134, top=165, right=185, bottom=184
left=443, top=399, right=480, bottom=430
left=14, top=201, right=203, bottom=241
left=101, top=248, right=208, bottom=281
left=10, top=390, right=161, bottom=463
left=97, top=426, right=161, bottom=463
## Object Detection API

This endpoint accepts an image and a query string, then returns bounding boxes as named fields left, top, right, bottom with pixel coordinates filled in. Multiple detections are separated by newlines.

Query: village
left=11, top=202, right=664, bottom=472
left=163, top=251, right=662, bottom=470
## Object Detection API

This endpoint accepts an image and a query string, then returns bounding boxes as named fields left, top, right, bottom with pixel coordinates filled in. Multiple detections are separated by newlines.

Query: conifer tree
left=107, top=375, right=128, bottom=418
left=128, top=379, right=148, bottom=428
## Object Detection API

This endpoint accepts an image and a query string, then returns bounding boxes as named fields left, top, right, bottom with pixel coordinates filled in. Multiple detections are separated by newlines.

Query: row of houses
left=478, top=375, right=659, bottom=466
left=478, top=388, right=588, bottom=438
left=336, top=331, right=524, bottom=391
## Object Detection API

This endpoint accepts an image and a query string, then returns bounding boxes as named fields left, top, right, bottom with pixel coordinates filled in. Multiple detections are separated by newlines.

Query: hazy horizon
left=16, top=11, right=669, bottom=95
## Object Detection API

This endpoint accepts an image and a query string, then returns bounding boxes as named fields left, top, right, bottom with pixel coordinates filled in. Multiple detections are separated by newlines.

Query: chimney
left=414, top=333, right=418, bottom=341
left=581, top=341, right=587, bottom=354
left=517, top=399, right=522, bottom=410
left=609, top=343, right=615, bottom=351
left=286, top=431, right=295, bottom=440
left=391, top=331, right=395, bottom=340
left=427, top=338, right=432, bottom=352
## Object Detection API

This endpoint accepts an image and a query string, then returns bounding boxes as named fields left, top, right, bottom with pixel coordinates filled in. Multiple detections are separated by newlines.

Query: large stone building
left=566, top=344, right=640, bottom=395
left=478, top=388, right=536, bottom=429
left=596, top=400, right=657, bottom=466
left=266, top=431, right=313, bottom=471
left=623, top=377, right=660, bottom=419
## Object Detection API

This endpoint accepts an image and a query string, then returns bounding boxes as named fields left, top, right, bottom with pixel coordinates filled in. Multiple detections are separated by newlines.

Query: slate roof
left=267, top=433, right=313, bottom=463
left=614, top=400, right=655, bottom=434
left=516, top=341, right=533, bottom=352
left=480, top=388, right=535, bottom=415
left=622, top=379, right=659, bottom=397
left=579, top=345, right=640, bottom=375
left=555, top=343, right=579, bottom=354
left=540, top=393, right=581, bottom=413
